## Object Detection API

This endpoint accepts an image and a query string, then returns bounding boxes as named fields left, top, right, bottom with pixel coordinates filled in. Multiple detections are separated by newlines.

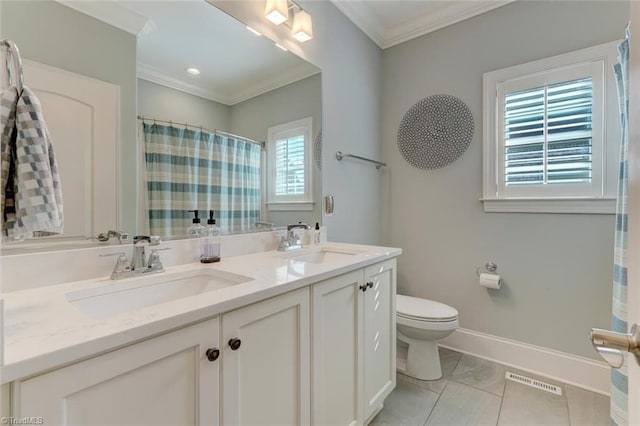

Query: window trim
left=266, top=117, right=314, bottom=211
left=482, top=41, right=620, bottom=214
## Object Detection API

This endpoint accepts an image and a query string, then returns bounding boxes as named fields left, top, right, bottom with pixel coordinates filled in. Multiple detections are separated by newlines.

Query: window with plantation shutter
left=483, top=42, right=620, bottom=214
left=267, top=117, right=313, bottom=210
left=504, top=78, right=593, bottom=186
left=274, top=134, right=305, bottom=196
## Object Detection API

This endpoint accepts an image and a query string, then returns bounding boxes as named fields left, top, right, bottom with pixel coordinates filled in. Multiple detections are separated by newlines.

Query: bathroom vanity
left=1, top=240, right=400, bottom=425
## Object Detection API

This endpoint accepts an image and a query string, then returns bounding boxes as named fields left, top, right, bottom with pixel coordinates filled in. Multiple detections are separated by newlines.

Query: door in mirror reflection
left=23, top=60, right=118, bottom=239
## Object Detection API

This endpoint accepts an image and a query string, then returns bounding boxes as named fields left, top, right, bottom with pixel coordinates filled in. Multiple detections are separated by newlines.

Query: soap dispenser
left=202, top=210, right=221, bottom=263
left=313, top=222, right=321, bottom=245
left=187, top=210, right=206, bottom=260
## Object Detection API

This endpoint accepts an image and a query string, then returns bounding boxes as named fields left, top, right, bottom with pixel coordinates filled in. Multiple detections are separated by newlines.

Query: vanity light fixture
left=264, top=0, right=313, bottom=42
left=274, top=43, right=288, bottom=51
left=186, top=67, right=201, bottom=75
left=265, top=0, right=289, bottom=25
left=246, top=26, right=262, bottom=36
left=291, top=9, right=313, bottom=42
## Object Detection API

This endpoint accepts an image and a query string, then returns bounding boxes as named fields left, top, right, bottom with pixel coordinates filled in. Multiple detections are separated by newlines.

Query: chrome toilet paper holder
left=476, top=262, right=498, bottom=277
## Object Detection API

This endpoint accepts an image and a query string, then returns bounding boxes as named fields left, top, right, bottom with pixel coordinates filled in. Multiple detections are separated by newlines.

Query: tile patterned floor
left=371, top=347, right=610, bottom=426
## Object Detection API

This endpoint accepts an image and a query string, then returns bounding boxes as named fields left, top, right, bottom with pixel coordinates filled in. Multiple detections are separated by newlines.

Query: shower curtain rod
left=137, top=115, right=265, bottom=147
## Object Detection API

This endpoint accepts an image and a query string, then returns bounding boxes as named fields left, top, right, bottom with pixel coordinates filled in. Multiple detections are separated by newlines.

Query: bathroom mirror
left=0, top=0, right=322, bottom=249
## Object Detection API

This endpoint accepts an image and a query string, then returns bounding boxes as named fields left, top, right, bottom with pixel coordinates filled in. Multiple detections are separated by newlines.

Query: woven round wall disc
left=313, top=128, right=322, bottom=170
left=397, top=94, right=474, bottom=169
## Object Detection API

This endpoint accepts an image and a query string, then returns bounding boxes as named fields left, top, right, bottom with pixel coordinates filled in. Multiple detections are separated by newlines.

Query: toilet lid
left=396, top=294, right=458, bottom=321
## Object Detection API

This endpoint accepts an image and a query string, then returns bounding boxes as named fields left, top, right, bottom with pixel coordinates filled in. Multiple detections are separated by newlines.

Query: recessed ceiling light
left=274, top=43, right=288, bottom=52
left=246, top=26, right=262, bottom=36
left=186, top=67, right=200, bottom=75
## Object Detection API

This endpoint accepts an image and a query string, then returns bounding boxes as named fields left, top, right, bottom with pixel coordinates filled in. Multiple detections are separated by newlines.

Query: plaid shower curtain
left=611, top=26, right=629, bottom=426
left=143, top=123, right=261, bottom=236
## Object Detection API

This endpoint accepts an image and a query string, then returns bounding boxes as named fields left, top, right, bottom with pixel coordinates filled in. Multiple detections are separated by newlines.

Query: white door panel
left=22, top=60, right=118, bottom=239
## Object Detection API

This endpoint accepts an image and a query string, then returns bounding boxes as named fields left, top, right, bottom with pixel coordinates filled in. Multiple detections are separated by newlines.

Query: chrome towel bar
left=335, top=151, right=386, bottom=169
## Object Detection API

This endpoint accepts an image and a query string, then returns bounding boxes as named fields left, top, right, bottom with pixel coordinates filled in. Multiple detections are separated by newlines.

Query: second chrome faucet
left=278, top=223, right=311, bottom=251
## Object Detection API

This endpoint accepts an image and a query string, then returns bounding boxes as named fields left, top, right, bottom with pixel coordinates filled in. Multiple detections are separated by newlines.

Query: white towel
left=1, top=85, right=63, bottom=239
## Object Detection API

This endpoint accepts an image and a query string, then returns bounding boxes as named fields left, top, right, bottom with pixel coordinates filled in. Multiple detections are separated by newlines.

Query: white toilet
left=396, top=294, right=459, bottom=380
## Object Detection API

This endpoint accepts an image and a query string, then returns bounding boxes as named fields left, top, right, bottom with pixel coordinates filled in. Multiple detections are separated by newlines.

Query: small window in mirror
left=267, top=117, right=314, bottom=211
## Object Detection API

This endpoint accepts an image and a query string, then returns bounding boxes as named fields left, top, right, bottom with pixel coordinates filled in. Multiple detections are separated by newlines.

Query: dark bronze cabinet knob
left=229, top=338, right=242, bottom=350
left=359, top=284, right=368, bottom=292
left=206, top=348, right=220, bottom=362
left=367, top=281, right=374, bottom=289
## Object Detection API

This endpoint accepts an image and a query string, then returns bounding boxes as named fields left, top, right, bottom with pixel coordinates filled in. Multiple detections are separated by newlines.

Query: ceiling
left=56, top=0, right=320, bottom=105
left=330, top=0, right=517, bottom=49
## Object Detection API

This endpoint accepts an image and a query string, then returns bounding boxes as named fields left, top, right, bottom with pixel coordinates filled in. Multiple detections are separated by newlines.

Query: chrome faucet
left=101, top=235, right=169, bottom=279
left=278, top=223, right=311, bottom=251
left=131, top=235, right=151, bottom=270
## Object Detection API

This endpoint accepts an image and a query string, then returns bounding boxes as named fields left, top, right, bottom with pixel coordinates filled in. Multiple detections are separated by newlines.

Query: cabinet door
left=222, top=287, right=310, bottom=425
left=363, top=259, right=397, bottom=421
left=12, top=317, right=220, bottom=426
left=312, top=270, right=363, bottom=426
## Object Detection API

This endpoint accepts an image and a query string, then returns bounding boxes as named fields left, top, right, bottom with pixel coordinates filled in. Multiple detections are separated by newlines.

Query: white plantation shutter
left=275, top=135, right=306, bottom=196
left=267, top=117, right=313, bottom=208
left=504, top=78, right=594, bottom=186
left=494, top=59, right=605, bottom=200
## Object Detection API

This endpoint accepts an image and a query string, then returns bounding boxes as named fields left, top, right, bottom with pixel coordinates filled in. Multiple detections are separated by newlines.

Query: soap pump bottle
left=187, top=210, right=205, bottom=238
left=202, top=210, right=221, bottom=263
left=313, top=222, right=321, bottom=245
left=187, top=210, right=206, bottom=261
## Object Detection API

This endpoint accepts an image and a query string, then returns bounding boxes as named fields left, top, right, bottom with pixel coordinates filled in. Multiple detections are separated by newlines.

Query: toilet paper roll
left=479, top=273, right=502, bottom=290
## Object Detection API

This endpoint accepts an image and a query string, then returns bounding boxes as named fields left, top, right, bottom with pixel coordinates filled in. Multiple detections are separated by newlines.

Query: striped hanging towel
left=1, top=85, right=63, bottom=239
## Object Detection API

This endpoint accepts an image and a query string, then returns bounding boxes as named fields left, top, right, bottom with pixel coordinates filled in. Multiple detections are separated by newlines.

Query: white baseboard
left=439, top=328, right=611, bottom=396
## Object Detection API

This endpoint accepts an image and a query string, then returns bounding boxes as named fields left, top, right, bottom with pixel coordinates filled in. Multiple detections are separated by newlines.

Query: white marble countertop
left=1, top=243, right=401, bottom=384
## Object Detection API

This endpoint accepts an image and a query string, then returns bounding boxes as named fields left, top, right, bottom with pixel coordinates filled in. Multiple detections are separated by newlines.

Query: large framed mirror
left=0, top=0, right=322, bottom=250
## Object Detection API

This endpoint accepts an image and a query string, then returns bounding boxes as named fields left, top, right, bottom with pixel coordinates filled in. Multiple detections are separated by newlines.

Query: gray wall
left=138, top=79, right=231, bottom=131
left=0, top=0, right=138, bottom=233
left=381, top=0, right=628, bottom=359
left=230, top=74, right=322, bottom=227
left=212, top=0, right=383, bottom=245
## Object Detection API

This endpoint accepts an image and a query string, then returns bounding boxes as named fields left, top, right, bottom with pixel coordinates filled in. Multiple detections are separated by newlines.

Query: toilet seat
left=396, top=294, right=458, bottom=322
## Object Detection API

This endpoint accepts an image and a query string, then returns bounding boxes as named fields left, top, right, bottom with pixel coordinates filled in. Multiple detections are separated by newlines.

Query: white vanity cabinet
left=11, top=316, right=221, bottom=425
left=10, top=288, right=311, bottom=426
left=362, top=260, right=397, bottom=420
left=221, top=286, right=310, bottom=425
left=7, top=255, right=397, bottom=426
left=312, top=259, right=396, bottom=425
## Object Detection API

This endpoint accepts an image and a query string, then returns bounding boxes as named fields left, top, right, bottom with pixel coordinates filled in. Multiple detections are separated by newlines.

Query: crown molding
left=53, top=0, right=149, bottom=36
left=229, top=66, right=320, bottom=105
left=137, top=62, right=320, bottom=106
left=329, top=1, right=386, bottom=48
left=382, top=0, right=518, bottom=49
left=137, top=62, right=233, bottom=105
left=331, top=0, right=517, bottom=50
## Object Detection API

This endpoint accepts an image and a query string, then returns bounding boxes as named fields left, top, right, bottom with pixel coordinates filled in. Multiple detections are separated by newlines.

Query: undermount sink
left=66, top=268, right=253, bottom=319
left=283, top=246, right=363, bottom=264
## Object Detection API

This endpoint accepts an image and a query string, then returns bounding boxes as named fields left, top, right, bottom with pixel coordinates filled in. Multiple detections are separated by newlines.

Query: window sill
left=267, top=202, right=315, bottom=212
left=481, top=198, right=616, bottom=214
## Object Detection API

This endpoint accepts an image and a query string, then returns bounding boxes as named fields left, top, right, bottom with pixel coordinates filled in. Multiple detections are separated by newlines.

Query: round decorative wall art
left=313, top=127, right=322, bottom=169
left=397, top=94, right=474, bottom=170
